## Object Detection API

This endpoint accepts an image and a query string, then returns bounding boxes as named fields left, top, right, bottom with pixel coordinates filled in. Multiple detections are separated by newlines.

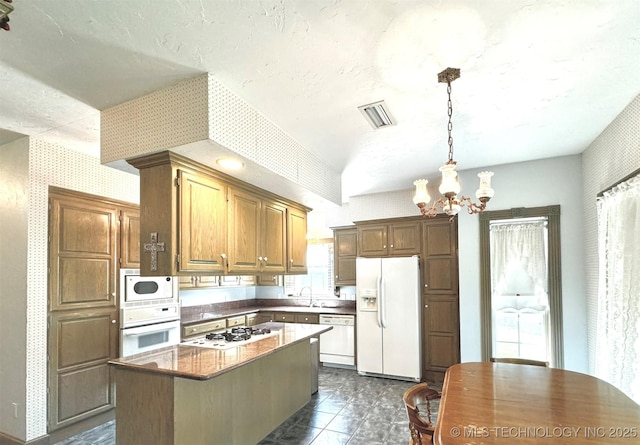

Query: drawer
left=295, top=313, right=319, bottom=324
left=274, top=312, right=295, bottom=323
left=227, top=315, right=246, bottom=327
left=182, top=319, right=226, bottom=338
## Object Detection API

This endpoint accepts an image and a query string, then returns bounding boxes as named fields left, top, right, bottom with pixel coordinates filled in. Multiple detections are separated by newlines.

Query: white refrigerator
left=356, top=256, right=421, bottom=381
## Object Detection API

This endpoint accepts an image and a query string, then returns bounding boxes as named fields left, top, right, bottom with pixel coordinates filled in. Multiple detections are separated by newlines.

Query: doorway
left=479, top=205, right=564, bottom=367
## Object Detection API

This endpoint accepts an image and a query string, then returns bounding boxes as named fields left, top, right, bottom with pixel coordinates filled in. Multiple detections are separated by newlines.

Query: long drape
left=596, top=173, right=640, bottom=403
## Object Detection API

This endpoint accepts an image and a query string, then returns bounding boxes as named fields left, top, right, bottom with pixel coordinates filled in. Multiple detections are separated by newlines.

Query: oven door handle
left=123, top=321, right=179, bottom=336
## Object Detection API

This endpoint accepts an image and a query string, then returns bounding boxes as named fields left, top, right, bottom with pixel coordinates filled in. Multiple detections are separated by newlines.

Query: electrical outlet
left=12, top=402, right=18, bottom=419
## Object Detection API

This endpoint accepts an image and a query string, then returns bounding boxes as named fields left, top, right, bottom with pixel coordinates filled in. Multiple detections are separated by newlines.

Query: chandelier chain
left=447, top=82, right=454, bottom=163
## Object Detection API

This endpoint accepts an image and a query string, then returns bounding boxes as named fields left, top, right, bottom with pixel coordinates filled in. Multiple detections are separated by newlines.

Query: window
left=284, top=239, right=335, bottom=298
left=479, top=206, right=563, bottom=368
left=490, top=219, right=550, bottom=362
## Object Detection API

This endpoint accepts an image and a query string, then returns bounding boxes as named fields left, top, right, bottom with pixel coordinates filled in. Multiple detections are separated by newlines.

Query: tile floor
left=54, top=366, right=441, bottom=445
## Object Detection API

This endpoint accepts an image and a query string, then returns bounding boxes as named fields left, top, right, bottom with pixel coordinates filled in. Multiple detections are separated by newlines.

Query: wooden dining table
left=434, top=362, right=640, bottom=444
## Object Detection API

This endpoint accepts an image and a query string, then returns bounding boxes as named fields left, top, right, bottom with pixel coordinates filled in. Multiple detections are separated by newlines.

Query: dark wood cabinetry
left=128, top=151, right=309, bottom=276
left=48, top=188, right=139, bottom=431
left=339, top=215, right=459, bottom=381
left=227, top=188, right=287, bottom=274
left=333, top=226, right=357, bottom=285
left=422, top=219, right=459, bottom=380
left=356, top=220, right=421, bottom=257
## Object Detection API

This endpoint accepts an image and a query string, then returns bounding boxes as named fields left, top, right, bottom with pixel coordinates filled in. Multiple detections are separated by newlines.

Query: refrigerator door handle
left=376, top=275, right=383, bottom=328
left=380, top=276, right=387, bottom=328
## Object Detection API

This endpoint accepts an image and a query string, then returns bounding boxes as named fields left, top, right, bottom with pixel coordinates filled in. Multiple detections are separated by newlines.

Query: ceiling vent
left=358, top=100, right=396, bottom=129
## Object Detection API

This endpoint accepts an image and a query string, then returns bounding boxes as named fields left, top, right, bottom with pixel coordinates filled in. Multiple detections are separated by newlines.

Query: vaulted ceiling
left=1, top=0, right=639, bottom=204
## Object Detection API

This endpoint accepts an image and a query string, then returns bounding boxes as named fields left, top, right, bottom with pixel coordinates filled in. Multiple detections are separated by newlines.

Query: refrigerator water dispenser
left=359, top=288, right=378, bottom=311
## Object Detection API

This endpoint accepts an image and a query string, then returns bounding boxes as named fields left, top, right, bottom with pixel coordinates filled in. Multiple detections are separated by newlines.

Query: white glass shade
left=439, top=163, right=461, bottom=196
left=443, top=197, right=461, bottom=216
left=413, top=179, right=430, bottom=205
left=475, top=171, right=495, bottom=200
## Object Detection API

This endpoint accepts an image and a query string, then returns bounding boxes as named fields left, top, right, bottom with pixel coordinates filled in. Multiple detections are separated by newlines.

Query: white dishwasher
left=319, top=314, right=355, bottom=367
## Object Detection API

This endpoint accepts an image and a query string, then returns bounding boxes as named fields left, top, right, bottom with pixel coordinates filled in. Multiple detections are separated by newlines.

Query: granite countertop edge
left=109, top=323, right=332, bottom=381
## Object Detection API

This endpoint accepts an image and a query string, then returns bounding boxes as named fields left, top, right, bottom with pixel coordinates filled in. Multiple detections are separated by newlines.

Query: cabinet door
left=287, top=207, right=308, bottom=273
left=227, top=187, right=261, bottom=273
left=179, top=171, right=227, bottom=272
left=334, top=228, right=357, bottom=285
left=120, top=207, right=140, bottom=268
left=422, top=219, right=460, bottom=377
left=389, top=221, right=421, bottom=256
left=357, top=224, right=388, bottom=256
left=262, top=200, right=287, bottom=272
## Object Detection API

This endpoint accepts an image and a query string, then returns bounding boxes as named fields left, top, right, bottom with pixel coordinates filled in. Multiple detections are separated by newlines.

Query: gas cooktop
left=183, top=326, right=279, bottom=350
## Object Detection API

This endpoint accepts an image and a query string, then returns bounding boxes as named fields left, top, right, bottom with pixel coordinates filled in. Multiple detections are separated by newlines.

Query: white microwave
left=120, top=269, right=178, bottom=307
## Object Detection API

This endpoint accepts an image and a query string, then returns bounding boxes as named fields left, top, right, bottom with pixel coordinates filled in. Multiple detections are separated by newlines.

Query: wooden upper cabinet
left=120, top=207, right=140, bottom=269
left=179, top=170, right=227, bottom=272
left=422, top=220, right=458, bottom=294
left=227, top=188, right=287, bottom=274
left=357, top=221, right=421, bottom=257
left=333, top=226, right=357, bottom=285
left=227, top=187, right=261, bottom=273
left=128, top=151, right=309, bottom=276
left=261, top=200, right=287, bottom=272
left=287, top=207, right=308, bottom=273
left=49, top=194, right=118, bottom=311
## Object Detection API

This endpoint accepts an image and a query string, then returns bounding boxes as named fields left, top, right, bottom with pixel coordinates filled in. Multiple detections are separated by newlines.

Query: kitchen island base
left=114, top=340, right=312, bottom=445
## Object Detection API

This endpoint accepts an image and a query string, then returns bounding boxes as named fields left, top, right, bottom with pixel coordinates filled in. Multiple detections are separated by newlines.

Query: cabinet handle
left=383, top=245, right=387, bottom=249
left=290, top=259, right=294, bottom=263
left=263, top=256, right=268, bottom=262
left=258, top=256, right=263, bottom=262
left=112, top=320, right=116, bottom=324
left=390, top=244, right=394, bottom=248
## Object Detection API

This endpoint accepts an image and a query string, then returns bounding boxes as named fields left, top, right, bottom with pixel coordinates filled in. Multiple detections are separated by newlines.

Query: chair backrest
left=403, top=383, right=441, bottom=444
left=490, top=357, right=550, bottom=367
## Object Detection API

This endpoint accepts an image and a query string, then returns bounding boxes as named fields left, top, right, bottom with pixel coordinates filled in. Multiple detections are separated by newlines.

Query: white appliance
left=319, top=314, right=355, bottom=367
left=119, top=269, right=181, bottom=357
left=356, top=256, right=421, bottom=381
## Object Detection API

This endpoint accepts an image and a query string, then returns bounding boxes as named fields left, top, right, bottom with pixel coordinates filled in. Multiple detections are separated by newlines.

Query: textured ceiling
left=1, top=0, right=639, bottom=204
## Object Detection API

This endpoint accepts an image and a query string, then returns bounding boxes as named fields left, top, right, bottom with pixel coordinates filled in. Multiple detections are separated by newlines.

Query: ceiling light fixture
left=413, top=68, right=494, bottom=218
left=358, top=100, right=396, bottom=129
left=216, top=158, right=244, bottom=170
left=0, top=0, right=14, bottom=31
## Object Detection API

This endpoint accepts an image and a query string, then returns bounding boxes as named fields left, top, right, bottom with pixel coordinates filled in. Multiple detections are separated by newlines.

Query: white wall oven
left=119, top=269, right=181, bottom=357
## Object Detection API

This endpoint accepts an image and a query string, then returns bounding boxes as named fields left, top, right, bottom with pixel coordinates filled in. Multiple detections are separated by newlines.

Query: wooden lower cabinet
left=114, top=341, right=312, bottom=445
left=273, top=312, right=296, bottom=323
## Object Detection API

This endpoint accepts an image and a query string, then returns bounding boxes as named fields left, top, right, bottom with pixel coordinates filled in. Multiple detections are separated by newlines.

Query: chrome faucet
left=299, top=286, right=314, bottom=307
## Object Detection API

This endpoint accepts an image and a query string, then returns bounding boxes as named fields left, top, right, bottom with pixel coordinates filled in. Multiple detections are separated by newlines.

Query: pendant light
left=413, top=68, right=494, bottom=217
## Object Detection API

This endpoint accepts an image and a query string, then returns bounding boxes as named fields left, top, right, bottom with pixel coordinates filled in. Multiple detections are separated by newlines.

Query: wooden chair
left=490, top=357, right=550, bottom=367
left=403, top=383, right=441, bottom=445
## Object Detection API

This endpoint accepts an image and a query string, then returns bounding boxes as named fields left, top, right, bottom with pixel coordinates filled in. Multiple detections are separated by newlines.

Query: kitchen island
left=109, top=322, right=331, bottom=445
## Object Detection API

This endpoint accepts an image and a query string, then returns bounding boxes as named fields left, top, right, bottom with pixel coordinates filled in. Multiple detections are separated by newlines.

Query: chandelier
left=413, top=68, right=494, bottom=217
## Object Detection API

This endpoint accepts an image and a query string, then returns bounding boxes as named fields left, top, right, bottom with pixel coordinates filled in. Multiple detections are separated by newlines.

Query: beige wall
left=0, top=138, right=29, bottom=440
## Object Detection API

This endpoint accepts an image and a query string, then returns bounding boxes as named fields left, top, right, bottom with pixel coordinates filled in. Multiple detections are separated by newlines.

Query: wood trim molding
left=479, top=205, right=564, bottom=368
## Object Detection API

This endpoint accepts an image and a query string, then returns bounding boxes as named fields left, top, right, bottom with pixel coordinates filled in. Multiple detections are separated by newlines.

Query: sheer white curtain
left=491, top=222, right=548, bottom=297
left=596, top=173, right=640, bottom=403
